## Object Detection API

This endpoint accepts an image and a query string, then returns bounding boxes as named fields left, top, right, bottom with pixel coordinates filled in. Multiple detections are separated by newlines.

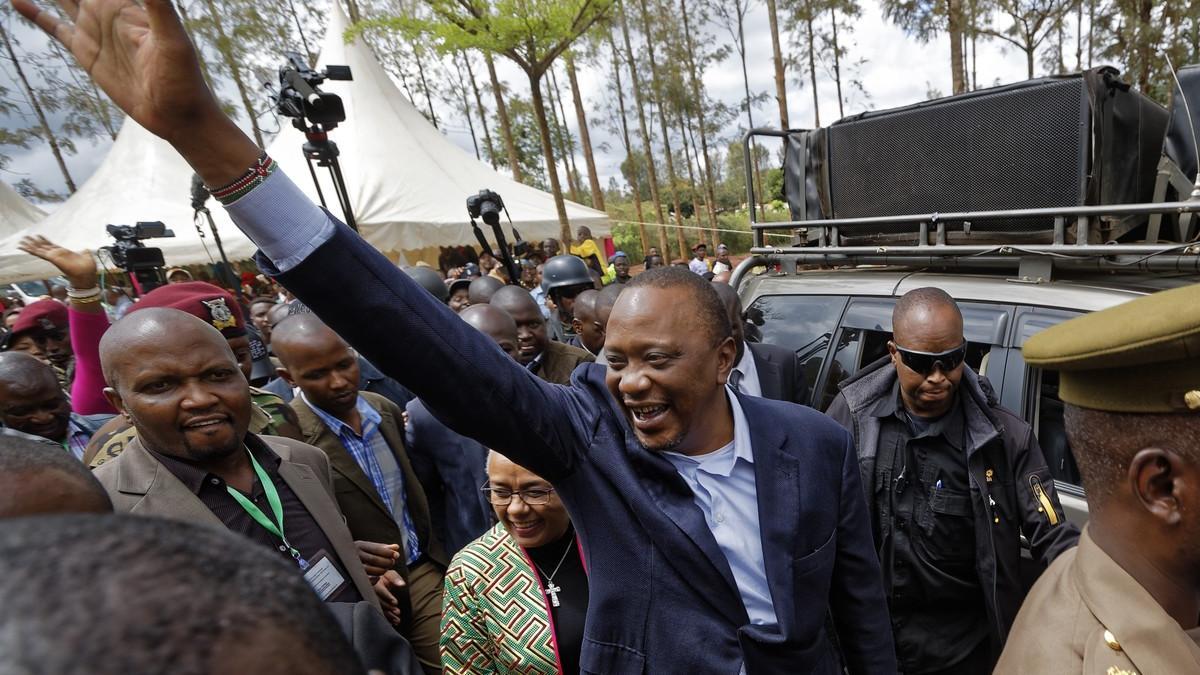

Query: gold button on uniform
left=1185, top=390, right=1200, bottom=411
left=1103, top=630, right=1121, bottom=651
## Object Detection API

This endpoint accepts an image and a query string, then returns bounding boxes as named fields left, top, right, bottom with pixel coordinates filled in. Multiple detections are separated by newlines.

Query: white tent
left=0, top=121, right=257, bottom=284
left=267, top=4, right=610, bottom=262
left=0, top=180, right=46, bottom=239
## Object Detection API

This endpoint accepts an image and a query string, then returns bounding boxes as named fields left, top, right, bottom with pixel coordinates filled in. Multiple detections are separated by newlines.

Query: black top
left=526, top=527, right=588, bottom=675
left=149, top=435, right=361, bottom=603
left=873, top=383, right=989, bottom=672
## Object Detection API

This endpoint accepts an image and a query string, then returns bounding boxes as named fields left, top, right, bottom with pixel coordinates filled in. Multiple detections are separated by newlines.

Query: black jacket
left=825, top=357, right=1079, bottom=653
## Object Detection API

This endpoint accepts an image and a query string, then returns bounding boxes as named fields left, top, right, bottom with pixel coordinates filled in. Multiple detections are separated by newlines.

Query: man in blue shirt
left=22, top=3, right=896, bottom=670
left=271, top=314, right=445, bottom=672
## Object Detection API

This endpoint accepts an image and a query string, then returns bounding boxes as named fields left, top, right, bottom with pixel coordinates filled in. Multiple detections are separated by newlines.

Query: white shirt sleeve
left=223, top=169, right=336, bottom=273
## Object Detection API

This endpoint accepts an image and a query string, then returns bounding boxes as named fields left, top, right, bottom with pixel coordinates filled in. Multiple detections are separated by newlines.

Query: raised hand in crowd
left=18, top=236, right=102, bottom=316
left=13, top=0, right=259, bottom=186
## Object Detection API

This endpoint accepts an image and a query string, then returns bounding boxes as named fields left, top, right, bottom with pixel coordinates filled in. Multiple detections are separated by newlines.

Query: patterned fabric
left=441, top=523, right=560, bottom=675
left=66, top=417, right=91, bottom=460
left=249, top=387, right=293, bottom=433
left=304, top=393, right=421, bottom=565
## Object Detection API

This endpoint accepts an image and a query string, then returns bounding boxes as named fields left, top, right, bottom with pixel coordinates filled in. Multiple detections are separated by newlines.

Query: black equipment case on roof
left=784, top=67, right=1169, bottom=243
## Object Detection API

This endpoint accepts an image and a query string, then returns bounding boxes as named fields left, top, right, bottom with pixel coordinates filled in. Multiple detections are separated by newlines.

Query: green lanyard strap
left=226, top=450, right=307, bottom=569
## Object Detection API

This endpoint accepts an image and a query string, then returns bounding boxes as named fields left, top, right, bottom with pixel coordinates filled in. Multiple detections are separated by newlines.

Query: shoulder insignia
left=1106, top=668, right=1136, bottom=675
left=1030, top=474, right=1060, bottom=526
left=1103, top=630, right=1121, bottom=651
left=202, top=298, right=237, bottom=330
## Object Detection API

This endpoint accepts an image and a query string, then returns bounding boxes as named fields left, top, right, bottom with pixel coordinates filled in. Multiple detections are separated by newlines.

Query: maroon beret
left=128, top=281, right=246, bottom=339
left=10, top=299, right=68, bottom=338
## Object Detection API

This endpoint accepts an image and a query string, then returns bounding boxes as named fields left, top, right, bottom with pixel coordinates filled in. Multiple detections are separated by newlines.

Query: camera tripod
left=301, top=124, right=358, bottom=232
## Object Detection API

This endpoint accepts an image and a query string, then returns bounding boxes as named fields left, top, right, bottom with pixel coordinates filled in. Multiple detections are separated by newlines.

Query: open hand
left=12, top=0, right=260, bottom=185
left=18, top=235, right=97, bottom=289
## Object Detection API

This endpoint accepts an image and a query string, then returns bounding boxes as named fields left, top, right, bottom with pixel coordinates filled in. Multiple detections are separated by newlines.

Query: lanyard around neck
left=225, top=449, right=306, bottom=569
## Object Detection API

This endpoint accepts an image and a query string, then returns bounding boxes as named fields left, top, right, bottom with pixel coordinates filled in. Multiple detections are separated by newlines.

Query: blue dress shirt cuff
left=224, top=168, right=335, bottom=273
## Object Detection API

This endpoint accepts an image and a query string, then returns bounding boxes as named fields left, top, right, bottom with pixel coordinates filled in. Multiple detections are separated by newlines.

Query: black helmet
left=542, top=255, right=593, bottom=294
left=405, top=266, right=449, bottom=302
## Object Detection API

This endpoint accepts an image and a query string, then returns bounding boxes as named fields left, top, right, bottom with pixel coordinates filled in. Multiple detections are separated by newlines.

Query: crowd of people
left=2, top=0, right=1200, bottom=673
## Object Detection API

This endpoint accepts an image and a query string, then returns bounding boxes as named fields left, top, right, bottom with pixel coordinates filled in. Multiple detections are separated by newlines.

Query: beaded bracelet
left=209, top=154, right=277, bottom=206
left=67, top=286, right=102, bottom=299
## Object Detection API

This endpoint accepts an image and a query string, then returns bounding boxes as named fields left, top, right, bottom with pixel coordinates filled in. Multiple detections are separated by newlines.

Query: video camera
left=102, top=221, right=175, bottom=293
left=275, top=52, right=353, bottom=131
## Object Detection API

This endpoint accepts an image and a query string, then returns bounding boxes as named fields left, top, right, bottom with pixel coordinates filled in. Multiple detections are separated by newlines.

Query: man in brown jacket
left=490, top=285, right=593, bottom=385
left=92, top=309, right=377, bottom=607
left=272, top=314, right=445, bottom=673
left=997, top=283, right=1200, bottom=673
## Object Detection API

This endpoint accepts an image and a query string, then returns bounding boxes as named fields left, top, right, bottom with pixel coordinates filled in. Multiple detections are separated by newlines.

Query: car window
left=1015, top=307, right=1086, bottom=489
left=744, top=295, right=849, bottom=406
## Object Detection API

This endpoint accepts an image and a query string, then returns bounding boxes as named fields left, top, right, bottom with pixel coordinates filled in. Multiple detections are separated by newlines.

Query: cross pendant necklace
left=532, top=534, right=574, bottom=609
left=545, top=581, right=563, bottom=607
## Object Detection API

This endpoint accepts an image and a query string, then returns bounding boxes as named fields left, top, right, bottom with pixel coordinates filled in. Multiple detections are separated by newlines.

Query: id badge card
left=303, top=549, right=348, bottom=601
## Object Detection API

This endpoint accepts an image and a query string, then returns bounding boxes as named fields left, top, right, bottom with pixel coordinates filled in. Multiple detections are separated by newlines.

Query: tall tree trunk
left=970, top=0, right=978, bottom=89
left=608, top=30, right=649, bottom=252
left=545, top=68, right=581, bottom=203
left=412, top=45, right=439, bottom=128
left=734, top=8, right=767, bottom=219
left=618, top=0, right=669, bottom=256
left=528, top=71, right=571, bottom=242
left=1075, top=0, right=1083, bottom=70
left=551, top=65, right=583, bottom=203
left=804, top=0, right=821, bottom=127
left=486, top=53, right=523, bottom=182
left=948, top=0, right=967, bottom=93
left=1026, top=47, right=1035, bottom=78
left=0, top=21, right=76, bottom=192
left=830, top=6, right=845, bottom=118
left=198, top=0, right=265, bottom=146
left=766, top=0, right=790, bottom=129
left=677, top=111, right=709, bottom=250
left=679, top=0, right=721, bottom=247
left=637, top=0, right=688, bottom=260
left=452, top=59, right=481, bottom=159
left=343, top=0, right=360, bottom=22
left=463, top=54, right=498, bottom=169
left=565, top=52, right=605, bottom=211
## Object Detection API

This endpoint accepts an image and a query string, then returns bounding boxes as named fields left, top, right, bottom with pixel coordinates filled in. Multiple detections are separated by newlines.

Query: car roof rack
left=739, top=128, right=1200, bottom=281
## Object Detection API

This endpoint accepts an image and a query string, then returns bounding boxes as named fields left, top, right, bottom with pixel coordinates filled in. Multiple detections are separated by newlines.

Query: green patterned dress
left=440, top=523, right=565, bottom=675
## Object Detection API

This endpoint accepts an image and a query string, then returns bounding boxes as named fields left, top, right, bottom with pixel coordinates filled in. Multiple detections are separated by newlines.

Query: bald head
left=892, top=287, right=963, bottom=346
left=460, top=305, right=520, bottom=361
left=270, top=314, right=349, bottom=365
left=0, top=351, right=58, bottom=390
left=0, top=436, right=112, bottom=518
left=468, top=276, right=505, bottom=305
left=100, top=308, right=235, bottom=391
left=491, top=285, right=541, bottom=317
left=490, top=286, right=547, bottom=364
left=573, top=290, right=600, bottom=322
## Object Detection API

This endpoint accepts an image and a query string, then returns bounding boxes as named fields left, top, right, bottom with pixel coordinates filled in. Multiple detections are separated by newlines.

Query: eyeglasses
left=894, top=343, right=967, bottom=376
left=480, top=485, right=556, bottom=506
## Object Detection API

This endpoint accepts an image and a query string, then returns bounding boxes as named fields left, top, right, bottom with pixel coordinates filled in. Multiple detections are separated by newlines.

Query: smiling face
left=603, top=284, right=736, bottom=454
left=491, top=288, right=547, bottom=366
left=488, top=452, right=570, bottom=549
left=102, top=311, right=251, bottom=463
left=0, top=354, right=71, bottom=442
left=890, top=302, right=965, bottom=418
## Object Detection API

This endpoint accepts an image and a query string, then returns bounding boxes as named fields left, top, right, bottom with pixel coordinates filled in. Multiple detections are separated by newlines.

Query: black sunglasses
left=893, top=343, right=967, bottom=376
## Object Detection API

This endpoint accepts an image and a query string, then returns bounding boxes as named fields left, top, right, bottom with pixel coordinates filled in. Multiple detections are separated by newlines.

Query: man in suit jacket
left=36, top=17, right=894, bottom=671
left=91, top=309, right=377, bottom=607
left=272, top=314, right=446, bottom=673
left=490, top=285, right=594, bottom=385
left=713, top=283, right=807, bottom=404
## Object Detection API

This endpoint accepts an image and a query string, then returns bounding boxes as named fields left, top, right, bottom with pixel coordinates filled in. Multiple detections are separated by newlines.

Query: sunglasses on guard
left=893, top=343, right=967, bottom=376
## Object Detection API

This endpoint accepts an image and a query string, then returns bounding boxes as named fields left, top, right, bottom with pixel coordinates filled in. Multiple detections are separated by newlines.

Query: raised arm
left=17, top=236, right=114, bottom=414
left=12, top=0, right=593, bottom=480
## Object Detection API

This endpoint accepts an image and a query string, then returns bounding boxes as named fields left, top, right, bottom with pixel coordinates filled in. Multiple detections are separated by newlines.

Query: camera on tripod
left=466, top=189, right=504, bottom=226
left=275, top=52, right=353, bottom=131
left=102, top=221, right=175, bottom=293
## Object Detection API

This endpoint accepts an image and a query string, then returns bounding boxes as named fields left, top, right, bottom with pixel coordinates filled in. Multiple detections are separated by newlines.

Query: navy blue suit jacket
left=404, top=397, right=493, bottom=556
left=266, top=223, right=896, bottom=674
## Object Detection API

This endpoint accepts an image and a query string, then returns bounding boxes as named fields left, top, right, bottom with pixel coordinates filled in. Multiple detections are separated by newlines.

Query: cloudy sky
left=1, top=0, right=1047, bottom=211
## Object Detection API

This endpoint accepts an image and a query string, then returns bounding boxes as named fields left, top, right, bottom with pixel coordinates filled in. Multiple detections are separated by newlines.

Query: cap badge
left=202, top=298, right=237, bottom=330
left=1184, top=390, right=1200, bottom=411
left=37, top=317, right=57, bottom=331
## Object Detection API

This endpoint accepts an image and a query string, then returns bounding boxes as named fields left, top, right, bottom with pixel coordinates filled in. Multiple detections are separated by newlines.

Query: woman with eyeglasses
left=441, top=451, right=587, bottom=675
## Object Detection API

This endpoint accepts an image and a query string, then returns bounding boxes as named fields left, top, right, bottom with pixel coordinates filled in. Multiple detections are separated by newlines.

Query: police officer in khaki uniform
left=996, top=283, right=1200, bottom=674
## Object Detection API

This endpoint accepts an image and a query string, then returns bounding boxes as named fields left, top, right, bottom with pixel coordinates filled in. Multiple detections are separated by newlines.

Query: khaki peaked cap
left=1023, top=283, right=1200, bottom=413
